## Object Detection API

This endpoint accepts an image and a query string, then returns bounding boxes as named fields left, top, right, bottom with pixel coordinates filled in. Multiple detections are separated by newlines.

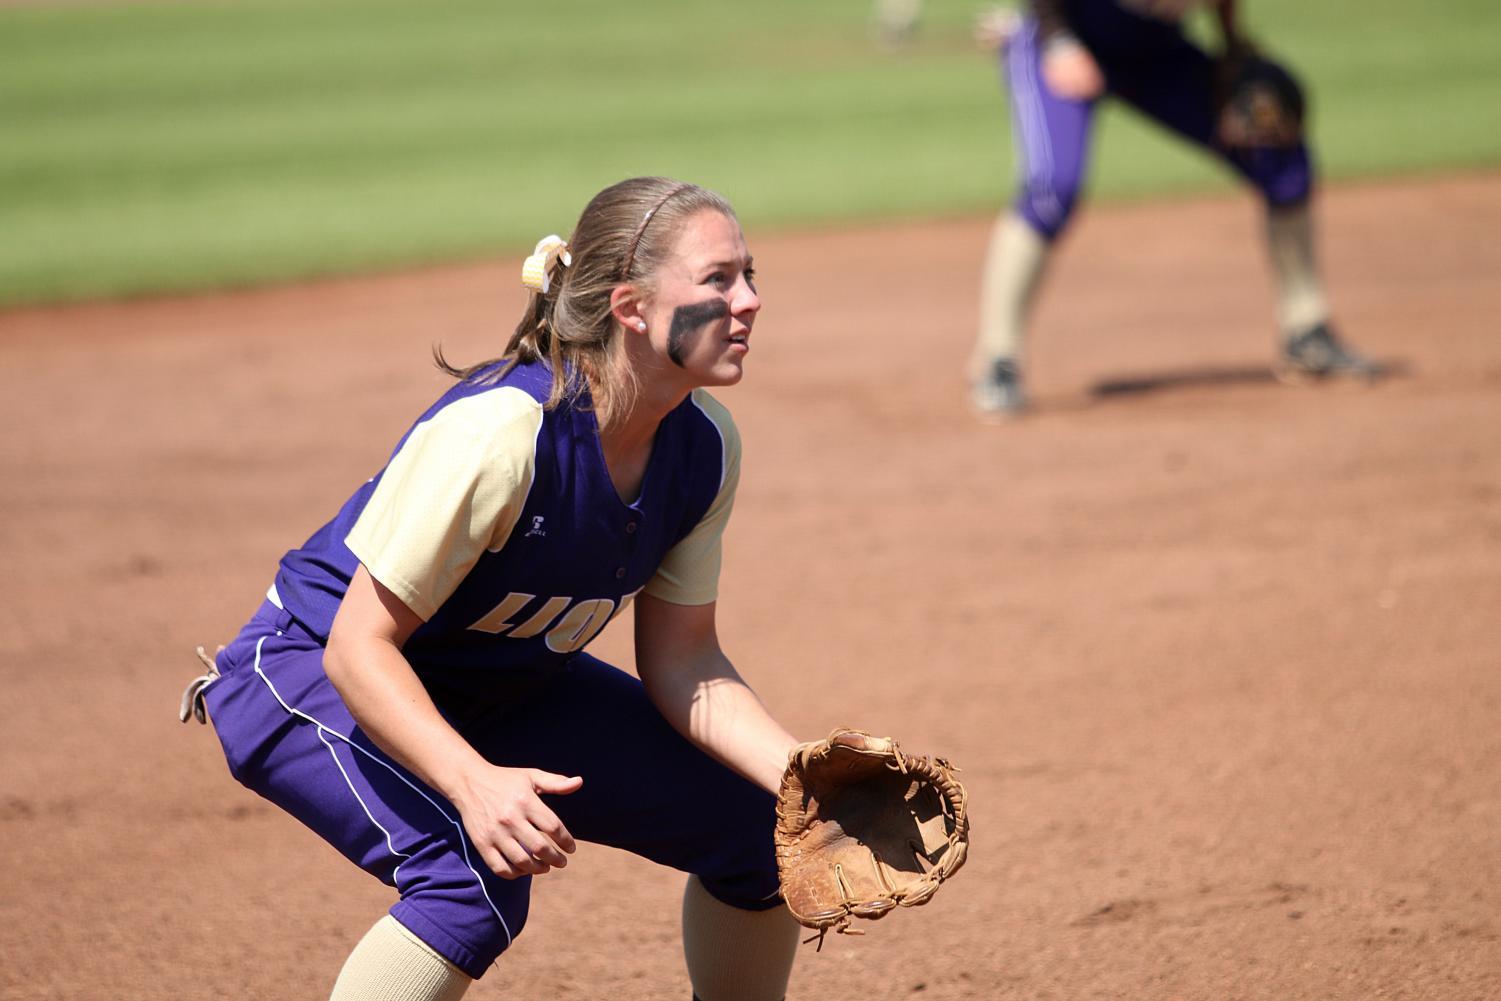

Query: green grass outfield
left=2, top=0, right=1498, bottom=307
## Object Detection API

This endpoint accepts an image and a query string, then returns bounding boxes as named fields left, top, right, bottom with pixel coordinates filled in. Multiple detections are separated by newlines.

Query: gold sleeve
left=643, top=390, right=741, bottom=607
left=345, top=388, right=543, bottom=620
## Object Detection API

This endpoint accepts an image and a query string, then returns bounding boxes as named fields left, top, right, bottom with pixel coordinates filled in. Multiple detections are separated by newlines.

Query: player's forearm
left=642, top=653, right=797, bottom=794
left=323, top=635, right=489, bottom=801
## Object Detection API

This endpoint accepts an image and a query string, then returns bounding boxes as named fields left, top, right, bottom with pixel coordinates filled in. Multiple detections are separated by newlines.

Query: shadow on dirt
left=1089, top=358, right=1410, bottom=398
left=1089, top=365, right=1277, bottom=398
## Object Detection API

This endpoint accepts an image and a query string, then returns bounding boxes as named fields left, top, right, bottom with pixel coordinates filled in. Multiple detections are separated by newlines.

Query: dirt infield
left=2, top=173, right=1499, bottom=1000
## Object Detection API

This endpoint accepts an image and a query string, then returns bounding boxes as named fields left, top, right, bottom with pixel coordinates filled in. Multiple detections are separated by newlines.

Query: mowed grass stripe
left=1, top=0, right=1497, bottom=306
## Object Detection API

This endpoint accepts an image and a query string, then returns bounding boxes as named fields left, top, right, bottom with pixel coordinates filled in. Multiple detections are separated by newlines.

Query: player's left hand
left=774, top=729, right=969, bottom=942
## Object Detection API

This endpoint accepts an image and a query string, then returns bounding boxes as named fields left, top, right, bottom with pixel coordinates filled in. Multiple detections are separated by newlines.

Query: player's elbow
left=321, top=634, right=355, bottom=693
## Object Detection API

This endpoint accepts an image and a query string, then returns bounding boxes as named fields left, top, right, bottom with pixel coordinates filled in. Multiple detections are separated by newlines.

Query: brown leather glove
left=774, top=729, right=969, bottom=943
left=1215, top=50, right=1307, bottom=148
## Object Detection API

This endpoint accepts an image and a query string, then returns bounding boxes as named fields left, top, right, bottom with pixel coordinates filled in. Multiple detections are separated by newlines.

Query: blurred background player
left=969, top=0, right=1380, bottom=417
left=184, top=177, right=804, bottom=1001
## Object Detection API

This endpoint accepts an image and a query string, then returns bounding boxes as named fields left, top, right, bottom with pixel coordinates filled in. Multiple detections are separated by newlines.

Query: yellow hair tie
left=521, top=235, right=572, bottom=294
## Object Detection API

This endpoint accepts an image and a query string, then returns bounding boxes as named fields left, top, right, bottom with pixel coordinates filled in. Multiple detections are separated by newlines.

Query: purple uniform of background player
left=967, top=0, right=1377, bottom=418
left=1005, top=0, right=1310, bottom=240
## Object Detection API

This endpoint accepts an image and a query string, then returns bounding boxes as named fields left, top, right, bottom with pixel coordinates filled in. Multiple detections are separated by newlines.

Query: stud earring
left=636, top=320, right=647, bottom=331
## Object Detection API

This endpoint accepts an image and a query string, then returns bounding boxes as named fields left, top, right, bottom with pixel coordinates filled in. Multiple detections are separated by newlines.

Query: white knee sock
left=1265, top=203, right=1331, bottom=336
left=681, top=876, right=799, bottom=1001
left=329, top=915, right=472, bottom=1001
left=974, top=210, right=1049, bottom=371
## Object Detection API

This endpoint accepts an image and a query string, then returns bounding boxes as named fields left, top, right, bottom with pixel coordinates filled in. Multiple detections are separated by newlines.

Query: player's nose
left=730, top=274, right=760, bottom=318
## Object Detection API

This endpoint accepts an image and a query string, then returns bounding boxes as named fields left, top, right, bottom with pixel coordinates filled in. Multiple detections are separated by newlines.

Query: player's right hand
left=450, top=765, right=583, bottom=879
left=1042, top=38, right=1105, bottom=101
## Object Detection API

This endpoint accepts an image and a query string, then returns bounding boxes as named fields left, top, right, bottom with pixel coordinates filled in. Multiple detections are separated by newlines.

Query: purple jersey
left=272, top=358, right=739, bottom=710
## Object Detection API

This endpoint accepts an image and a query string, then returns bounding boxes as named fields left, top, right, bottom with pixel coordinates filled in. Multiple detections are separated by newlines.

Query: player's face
left=639, top=210, right=759, bottom=388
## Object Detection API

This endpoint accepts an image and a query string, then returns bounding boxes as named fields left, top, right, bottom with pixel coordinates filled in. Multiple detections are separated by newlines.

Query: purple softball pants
left=202, top=598, right=780, bottom=979
left=1003, top=15, right=1314, bottom=240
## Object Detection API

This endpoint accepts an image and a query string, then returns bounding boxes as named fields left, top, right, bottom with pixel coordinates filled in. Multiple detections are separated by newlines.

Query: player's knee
left=694, top=793, right=782, bottom=910
left=699, top=793, right=780, bottom=906
left=1239, top=145, right=1314, bottom=208
left=391, top=889, right=529, bottom=979
left=698, top=867, right=783, bottom=912
left=1262, top=173, right=1312, bottom=209
left=1016, top=182, right=1080, bottom=240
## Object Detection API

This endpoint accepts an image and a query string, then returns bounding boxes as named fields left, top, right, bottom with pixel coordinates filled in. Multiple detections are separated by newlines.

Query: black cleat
left=1279, top=323, right=1383, bottom=382
left=971, top=357, right=1026, bottom=418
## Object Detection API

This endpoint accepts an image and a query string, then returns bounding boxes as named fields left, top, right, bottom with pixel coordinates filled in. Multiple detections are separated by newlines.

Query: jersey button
left=625, top=522, right=638, bottom=534
left=615, top=567, right=626, bottom=580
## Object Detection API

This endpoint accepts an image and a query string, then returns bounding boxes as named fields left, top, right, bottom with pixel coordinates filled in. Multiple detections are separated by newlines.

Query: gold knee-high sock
left=329, top=915, right=472, bottom=1001
left=682, top=876, right=799, bottom=1001
left=1265, top=202, right=1331, bottom=336
left=973, top=210, right=1049, bottom=371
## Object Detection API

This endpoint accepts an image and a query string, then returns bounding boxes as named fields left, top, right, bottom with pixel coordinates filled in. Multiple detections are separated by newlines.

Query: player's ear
left=610, top=285, right=648, bottom=334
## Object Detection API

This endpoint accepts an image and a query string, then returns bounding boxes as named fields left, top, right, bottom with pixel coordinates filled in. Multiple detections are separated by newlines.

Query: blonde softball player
left=183, top=177, right=805, bottom=1001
